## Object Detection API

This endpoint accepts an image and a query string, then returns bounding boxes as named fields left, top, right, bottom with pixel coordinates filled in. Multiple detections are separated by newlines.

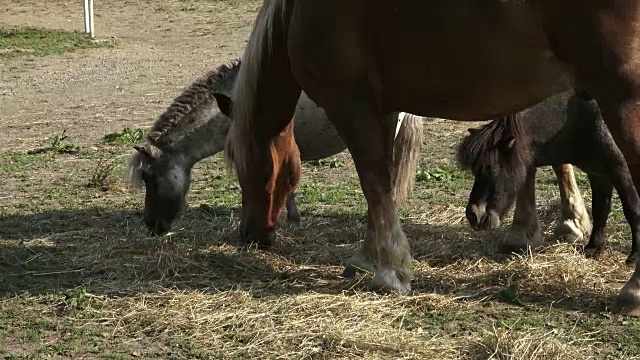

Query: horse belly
left=292, top=92, right=347, bottom=161
left=375, top=2, right=574, bottom=120
left=289, top=0, right=574, bottom=121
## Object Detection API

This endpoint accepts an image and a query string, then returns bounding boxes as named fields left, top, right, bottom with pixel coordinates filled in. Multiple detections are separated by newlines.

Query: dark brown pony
left=221, top=0, right=640, bottom=315
left=459, top=91, right=640, bottom=264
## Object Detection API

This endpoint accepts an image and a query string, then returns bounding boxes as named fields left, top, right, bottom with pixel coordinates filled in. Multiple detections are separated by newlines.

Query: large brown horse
left=218, top=0, right=640, bottom=315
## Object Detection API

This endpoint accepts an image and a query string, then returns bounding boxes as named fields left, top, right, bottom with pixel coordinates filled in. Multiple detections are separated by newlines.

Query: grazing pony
left=458, top=91, right=640, bottom=264
left=126, top=60, right=423, bottom=237
left=223, top=0, right=640, bottom=315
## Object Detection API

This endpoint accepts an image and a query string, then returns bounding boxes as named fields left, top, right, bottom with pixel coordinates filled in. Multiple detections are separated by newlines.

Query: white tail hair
left=392, top=113, right=424, bottom=204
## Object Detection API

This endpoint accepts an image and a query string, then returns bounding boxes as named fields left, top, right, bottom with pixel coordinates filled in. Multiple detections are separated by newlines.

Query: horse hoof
left=239, top=237, right=273, bottom=251
left=500, top=230, right=542, bottom=254
left=612, top=273, right=640, bottom=316
left=613, top=302, right=640, bottom=317
left=343, top=254, right=375, bottom=278
left=286, top=212, right=302, bottom=224
left=583, top=245, right=604, bottom=261
left=554, top=219, right=588, bottom=243
left=498, top=242, right=531, bottom=255
left=626, top=253, right=636, bottom=266
left=368, top=268, right=412, bottom=295
left=342, top=265, right=360, bottom=278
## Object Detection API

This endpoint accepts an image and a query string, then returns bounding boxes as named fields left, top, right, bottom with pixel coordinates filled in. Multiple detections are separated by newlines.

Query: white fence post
left=83, top=0, right=95, bottom=39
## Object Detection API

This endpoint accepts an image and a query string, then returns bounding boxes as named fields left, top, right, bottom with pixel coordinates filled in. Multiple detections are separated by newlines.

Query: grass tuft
left=102, top=128, right=145, bottom=147
left=0, top=27, right=114, bottom=58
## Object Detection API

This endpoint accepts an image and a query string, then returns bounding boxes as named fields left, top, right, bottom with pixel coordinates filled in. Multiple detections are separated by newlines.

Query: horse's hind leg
left=587, top=93, right=640, bottom=315
left=286, top=192, right=302, bottom=223
left=552, top=164, right=592, bottom=242
left=502, top=167, right=543, bottom=253
left=604, top=158, right=640, bottom=265
left=583, top=175, right=613, bottom=260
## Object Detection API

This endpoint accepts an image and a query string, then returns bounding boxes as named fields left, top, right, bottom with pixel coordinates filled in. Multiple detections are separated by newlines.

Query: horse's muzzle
left=466, top=203, right=501, bottom=231
left=240, top=220, right=275, bottom=249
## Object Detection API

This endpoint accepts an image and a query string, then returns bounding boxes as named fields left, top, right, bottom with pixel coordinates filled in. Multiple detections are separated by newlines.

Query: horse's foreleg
left=583, top=175, right=613, bottom=260
left=552, top=164, right=592, bottom=242
left=502, top=167, right=543, bottom=253
left=324, top=101, right=412, bottom=293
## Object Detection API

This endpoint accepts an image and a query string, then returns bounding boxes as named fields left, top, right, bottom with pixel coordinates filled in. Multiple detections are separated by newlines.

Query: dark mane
left=456, top=115, right=532, bottom=178
left=146, top=59, right=241, bottom=145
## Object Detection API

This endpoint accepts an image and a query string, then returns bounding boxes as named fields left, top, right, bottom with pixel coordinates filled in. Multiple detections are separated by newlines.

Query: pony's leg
left=286, top=192, right=302, bottom=223
left=589, top=97, right=640, bottom=315
left=551, top=4, right=640, bottom=315
left=502, top=167, right=543, bottom=253
left=583, top=175, right=613, bottom=260
left=323, top=104, right=412, bottom=293
left=552, top=164, right=592, bottom=242
left=605, top=163, right=640, bottom=265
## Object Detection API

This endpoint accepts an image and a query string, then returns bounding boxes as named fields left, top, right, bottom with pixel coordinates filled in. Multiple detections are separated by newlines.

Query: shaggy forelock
left=456, top=116, right=532, bottom=184
left=126, top=150, right=145, bottom=191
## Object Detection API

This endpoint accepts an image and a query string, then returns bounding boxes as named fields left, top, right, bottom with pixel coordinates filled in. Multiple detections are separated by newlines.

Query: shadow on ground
left=0, top=203, right=625, bottom=315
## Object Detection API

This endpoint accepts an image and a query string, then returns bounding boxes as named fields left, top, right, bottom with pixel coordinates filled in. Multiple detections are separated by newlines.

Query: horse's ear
left=213, top=92, right=233, bottom=118
left=133, top=145, right=147, bottom=155
left=134, top=143, right=161, bottom=159
left=467, top=128, right=478, bottom=135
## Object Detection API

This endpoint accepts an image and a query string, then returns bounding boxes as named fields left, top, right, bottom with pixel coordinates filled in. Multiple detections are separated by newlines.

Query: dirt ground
left=3, top=1, right=640, bottom=359
left=1, top=0, right=257, bottom=152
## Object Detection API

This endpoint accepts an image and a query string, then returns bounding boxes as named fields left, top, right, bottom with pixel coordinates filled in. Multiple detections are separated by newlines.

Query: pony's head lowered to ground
left=126, top=60, right=240, bottom=236
left=457, top=116, right=532, bottom=231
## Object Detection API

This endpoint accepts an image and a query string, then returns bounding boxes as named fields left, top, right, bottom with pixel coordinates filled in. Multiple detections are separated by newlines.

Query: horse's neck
left=170, top=112, right=232, bottom=166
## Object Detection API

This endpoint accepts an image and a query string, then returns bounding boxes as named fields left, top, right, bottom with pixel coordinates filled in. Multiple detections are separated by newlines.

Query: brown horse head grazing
left=224, top=0, right=302, bottom=249
left=226, top=0, right=640, bottom=313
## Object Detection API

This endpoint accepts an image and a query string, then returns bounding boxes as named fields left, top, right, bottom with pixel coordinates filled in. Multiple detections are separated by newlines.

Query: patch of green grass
left=48, top=342, right=73, bottom=356
left=308, top=158, right=346, bottom=169
left=63, top=287, right=91, bottom=311
left=27, top=130, right=80, bottom=155
left=0, top=152, right=53, bottom=173
left=87, top=159, right=117, bottom=190
left=48, top=130, right=80, bottom=154
left=416, top=165, right=464, bottom=184
left=403, top=309, right=473, bottom=331
left=24, top=327, right=42, bottom=343
left=415, top=165, right=470, bottom=193
left=104, top=354, right=136, bottom=360
left=102, top=127, right=145, bottom=147
left=296, top=181, right=358, bottom=206
left=0, top=27, right=113, bottom=58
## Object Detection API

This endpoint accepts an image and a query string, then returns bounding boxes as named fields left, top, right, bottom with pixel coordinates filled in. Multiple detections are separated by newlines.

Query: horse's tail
left=223, top=0, right=294, bottom=177
left=392, top=113, right=424, bottom=205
